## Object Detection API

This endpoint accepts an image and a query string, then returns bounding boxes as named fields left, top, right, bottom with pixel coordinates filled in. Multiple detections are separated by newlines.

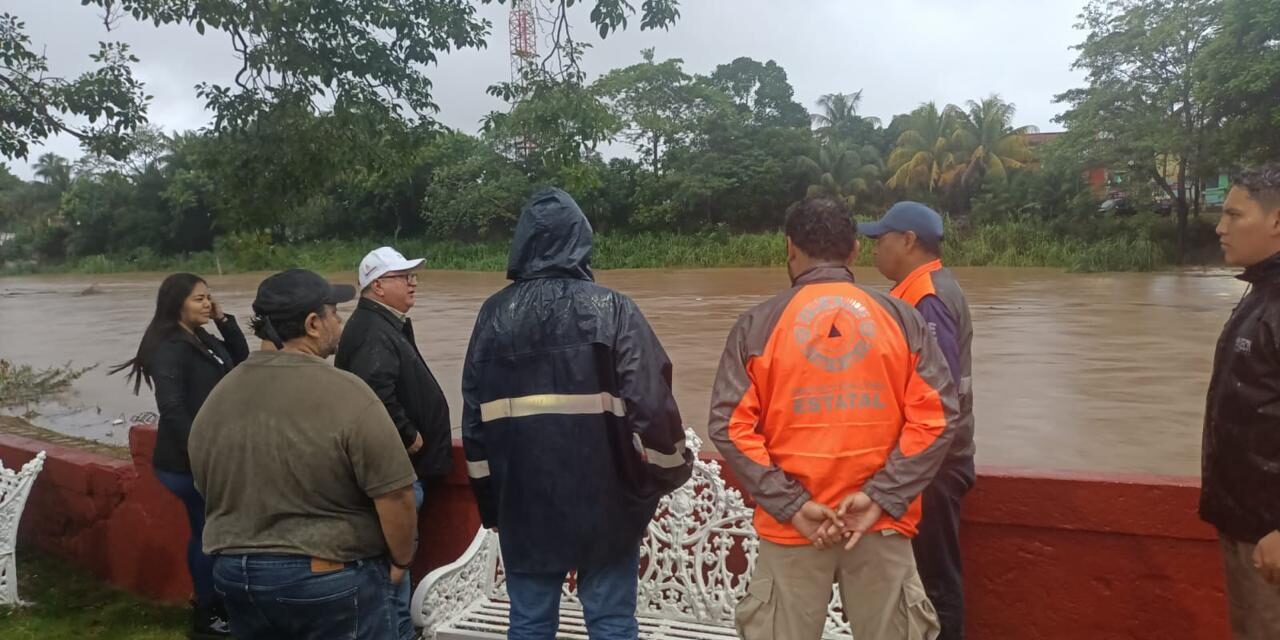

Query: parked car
left=1099, top=190, right=1136, bottom=216
left=1153, top=197, right=1173, bottom=216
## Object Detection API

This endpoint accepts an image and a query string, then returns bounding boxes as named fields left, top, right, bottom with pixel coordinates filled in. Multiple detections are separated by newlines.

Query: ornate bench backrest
left=486, top=432, right=851, bottom=635
left=0, top=452, right=46, bottom=557
left=635, top=432, right=758, bottom=624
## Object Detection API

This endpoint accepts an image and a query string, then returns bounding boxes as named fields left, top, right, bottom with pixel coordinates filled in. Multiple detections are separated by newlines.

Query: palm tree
left=811, top=91, right=882, bottom=145
left=885, top=102, right=967, bottom=195
left=952, top=95, right=1037, bottom=189
left=797, top=142, right=885, bottom=210
left=33, top=153, right=72, bottom=193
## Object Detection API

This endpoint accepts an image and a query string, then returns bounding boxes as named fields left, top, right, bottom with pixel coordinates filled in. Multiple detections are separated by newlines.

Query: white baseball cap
left=358, top=246, right=425, bottom=290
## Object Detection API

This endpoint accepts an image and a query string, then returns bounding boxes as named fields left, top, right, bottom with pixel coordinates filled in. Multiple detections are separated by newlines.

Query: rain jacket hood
left=507, top=188, right=594, bottom=282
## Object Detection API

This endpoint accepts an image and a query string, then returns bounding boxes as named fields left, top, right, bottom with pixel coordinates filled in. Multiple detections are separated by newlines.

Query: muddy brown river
left=0, top=267, right=1247, bottom=475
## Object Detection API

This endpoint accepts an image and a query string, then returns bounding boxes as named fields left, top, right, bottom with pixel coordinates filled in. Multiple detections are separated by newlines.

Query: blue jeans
left=505, top=545, right=640, bottom=640
left=392, top=480, right=426, bottom=640
left=154, top=469, right=215, bottom=606
left=212, top=554, right=397, bottom=640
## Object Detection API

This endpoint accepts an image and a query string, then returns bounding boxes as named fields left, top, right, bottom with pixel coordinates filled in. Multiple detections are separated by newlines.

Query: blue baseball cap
left=859, top=201, right=944, bottom=246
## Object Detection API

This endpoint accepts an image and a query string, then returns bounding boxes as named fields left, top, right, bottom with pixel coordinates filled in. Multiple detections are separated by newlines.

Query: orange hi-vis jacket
left=890, top=259, right=975, bottom=462
left=708, top=265, right=960, bottom=545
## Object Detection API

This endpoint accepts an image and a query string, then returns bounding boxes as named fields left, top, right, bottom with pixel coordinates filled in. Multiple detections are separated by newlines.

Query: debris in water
left=80, top=284, right=103, bottom=296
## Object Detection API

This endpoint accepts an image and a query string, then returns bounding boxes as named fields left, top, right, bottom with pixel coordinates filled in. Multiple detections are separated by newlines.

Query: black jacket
left=336, top=297, right=453, bottom=478
left=462, top=188, right=693, bottom=573
left=151, top=316, right=249, bottom=474
left=1201, top=252, right=1280, bottom=543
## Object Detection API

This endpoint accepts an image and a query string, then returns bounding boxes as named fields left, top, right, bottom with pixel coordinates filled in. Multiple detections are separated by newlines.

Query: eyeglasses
left=380, top=273, right=419, bottom=285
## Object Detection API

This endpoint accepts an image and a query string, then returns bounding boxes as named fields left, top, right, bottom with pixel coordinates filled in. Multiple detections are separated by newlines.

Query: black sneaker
left=190, top=602, right=233, bottom=639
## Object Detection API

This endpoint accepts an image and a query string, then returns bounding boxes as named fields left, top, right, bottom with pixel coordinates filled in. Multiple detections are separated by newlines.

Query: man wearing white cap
left=336, top=246, right=452, bottom=640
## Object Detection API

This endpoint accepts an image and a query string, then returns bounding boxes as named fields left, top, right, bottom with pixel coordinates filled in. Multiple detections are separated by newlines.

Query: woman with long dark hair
left=111, top=273, right=249, bottom=639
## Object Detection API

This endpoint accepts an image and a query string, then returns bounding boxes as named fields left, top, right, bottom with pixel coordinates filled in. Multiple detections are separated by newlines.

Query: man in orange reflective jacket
left=710, top=196, right=959, bottom=640
left=862, top=201, right=976, bottom=640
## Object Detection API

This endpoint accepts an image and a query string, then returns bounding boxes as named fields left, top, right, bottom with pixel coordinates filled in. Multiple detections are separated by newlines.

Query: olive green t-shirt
left=189, top=350, right=416, bottom=561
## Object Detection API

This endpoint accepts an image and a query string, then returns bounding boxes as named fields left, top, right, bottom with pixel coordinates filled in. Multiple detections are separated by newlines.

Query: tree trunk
left=1175, top=159, right=1189, bottom=265
left=1192, top=179, right=1202, bottom=218
left=652, top=133, right=661, bottom=176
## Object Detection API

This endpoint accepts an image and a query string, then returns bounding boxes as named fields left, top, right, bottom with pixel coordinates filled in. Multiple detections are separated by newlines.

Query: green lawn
left=0, top=551, right=186, bottom=639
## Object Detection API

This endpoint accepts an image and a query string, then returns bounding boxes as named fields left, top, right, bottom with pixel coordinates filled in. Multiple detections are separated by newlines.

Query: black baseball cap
left=252, top=269, right=356, bottom=320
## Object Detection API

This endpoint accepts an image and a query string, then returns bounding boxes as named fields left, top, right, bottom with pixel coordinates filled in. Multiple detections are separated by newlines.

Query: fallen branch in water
left=0, top=359, right=97, bottom=406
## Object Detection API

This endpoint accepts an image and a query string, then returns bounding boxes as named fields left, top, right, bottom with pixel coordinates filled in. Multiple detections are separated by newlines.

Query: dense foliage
left=2, top=0, right=1272, bottom=270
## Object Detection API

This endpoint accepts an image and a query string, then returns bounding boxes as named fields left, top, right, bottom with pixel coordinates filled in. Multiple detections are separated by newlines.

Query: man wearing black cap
left=189, top=269, right=419, bottom=640
left=861, top=202, right=975, bottom=640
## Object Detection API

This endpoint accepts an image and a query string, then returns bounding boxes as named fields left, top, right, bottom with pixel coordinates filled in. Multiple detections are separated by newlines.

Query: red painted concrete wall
left=0, top=429, right=191, bottom=601
left=2, top=427, right=1229, bottom=638
left=960, top=468, right=1225, bottom=639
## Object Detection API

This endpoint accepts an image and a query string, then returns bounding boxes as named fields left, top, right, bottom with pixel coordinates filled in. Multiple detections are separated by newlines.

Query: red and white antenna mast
left=508, top=0, right=539, bottom=158
left=509, top=0, right=538, bottom=82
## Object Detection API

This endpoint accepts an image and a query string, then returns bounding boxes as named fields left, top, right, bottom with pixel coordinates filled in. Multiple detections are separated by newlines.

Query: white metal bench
left=0, top=451, right=46, bottom=606
left=412, top=432, right=852, bottom=639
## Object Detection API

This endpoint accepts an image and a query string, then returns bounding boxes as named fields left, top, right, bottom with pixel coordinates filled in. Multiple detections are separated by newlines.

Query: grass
left=1, top=215, right=1207, bottom=277
left=0, top=552, right=186, bottom=640
left=0, top=360, right=97, bottom=407
left=936, top=219, right=1167, bottom=273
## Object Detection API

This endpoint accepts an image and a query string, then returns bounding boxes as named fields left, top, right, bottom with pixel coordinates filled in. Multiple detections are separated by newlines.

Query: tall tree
left=811, top=91, right=883, bottom=147
left=886, top=102, right=965, bottom=196
left=81, top=0, right=679, bottom=131
left=642, top=98, right=811, bottom=230
left=0, top=13, right=148, bottom=159
left=0, top=164, right=23, bottom=192
left=484, top=69, right=621, bottom=180
left=33, top=153, right=72, bottom=193
left=703, top=57, right=810, bottom=129
left=1199, top=0, right=1280, bottom=165
left=1056, top=0, right=1222, bottom=263
left=2, top=1, right=679, bottom=161
left=594, top=49, right=718, bottom=175
left=796, top=142, right=884, bottom=212
left=954, top=95, right=1037, bottom=189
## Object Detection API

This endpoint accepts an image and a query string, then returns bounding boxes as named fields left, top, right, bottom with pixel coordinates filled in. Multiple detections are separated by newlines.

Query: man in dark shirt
left=1201, top=164, right=1280, bottom=639
left=336, top=246, right=453, bottom=639
left=861, top=201, right=976, bottom=640
left=190, top=269, right=418, bottom=640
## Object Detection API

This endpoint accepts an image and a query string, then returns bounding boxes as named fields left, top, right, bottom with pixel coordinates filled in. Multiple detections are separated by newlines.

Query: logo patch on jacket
left=793, top=296, right=876, bottom=372
left=1235, top=337, right=1253, bottom=354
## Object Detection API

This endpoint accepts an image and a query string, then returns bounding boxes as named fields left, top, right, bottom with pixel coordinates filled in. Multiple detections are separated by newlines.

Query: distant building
left=1024, top=132, right=1065, bottom=148
left=1024, top=131, right=1227, bottom=207
left=1022, top=131, right=1110, bottom=195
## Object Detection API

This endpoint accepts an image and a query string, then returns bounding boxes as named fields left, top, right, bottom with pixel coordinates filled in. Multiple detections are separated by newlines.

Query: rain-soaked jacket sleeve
left=461, top=311, right=498, bottom=528
left=344, top=334, right=417, bottom=448
left=615, top=297, right=693, bottom=492
left=708, top=313, right=812, bottom=524
left=863, top=308, right=960, bottom=519
left=212, top=314, right=250, bottom=366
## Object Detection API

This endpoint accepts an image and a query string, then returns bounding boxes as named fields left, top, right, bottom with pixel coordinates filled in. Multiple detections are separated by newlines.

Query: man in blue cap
left=860, top=201, right=975, bottom=640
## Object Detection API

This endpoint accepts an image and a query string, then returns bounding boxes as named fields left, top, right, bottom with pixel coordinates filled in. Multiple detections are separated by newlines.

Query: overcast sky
left=8, top=0, right=1089, bottom=179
